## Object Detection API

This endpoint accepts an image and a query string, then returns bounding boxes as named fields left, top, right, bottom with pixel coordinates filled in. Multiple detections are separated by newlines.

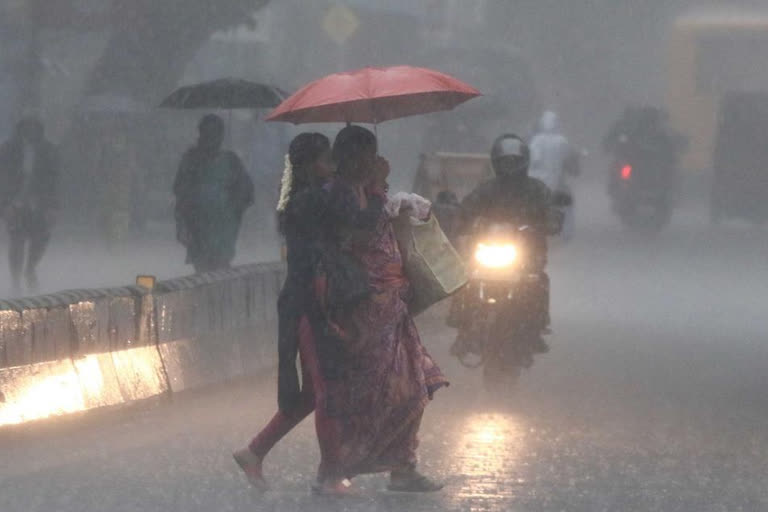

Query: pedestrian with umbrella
left=234, top=66, right=479, bottom=496
left=173, top=114, right=253, bottom=272
left=161, top=78, right=284, bottom=273
left=159, top=77, right=287, bottom=149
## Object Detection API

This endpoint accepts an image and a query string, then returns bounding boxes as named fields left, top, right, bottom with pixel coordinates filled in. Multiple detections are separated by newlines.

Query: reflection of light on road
left=453, top=413, right=525, bottom=503
left=75, top=355, right=105, bottom=399
left=0, top=371, right=86, bottom=426
left=0, top=345, right=172, bottom=427
left=475, top=417, right=508, bottom=444
left=0, top=355, right=106, bottom=426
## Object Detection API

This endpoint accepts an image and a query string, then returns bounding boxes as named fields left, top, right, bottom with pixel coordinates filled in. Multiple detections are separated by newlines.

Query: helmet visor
left=493, top=155, right=528, bottom=177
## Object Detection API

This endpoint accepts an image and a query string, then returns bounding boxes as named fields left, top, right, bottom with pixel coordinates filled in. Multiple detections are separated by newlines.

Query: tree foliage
left=86, top=0, right=270, bottom=101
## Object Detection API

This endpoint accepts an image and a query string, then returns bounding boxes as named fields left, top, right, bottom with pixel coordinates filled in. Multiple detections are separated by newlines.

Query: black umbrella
left=159, top=78, right=286, bottom=110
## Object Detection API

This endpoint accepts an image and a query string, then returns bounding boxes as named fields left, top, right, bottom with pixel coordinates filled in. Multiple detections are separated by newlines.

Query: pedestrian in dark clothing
left=173, top=114, right=254, bottom=273
left=0, top=117, right=59, bottom=295
left=234, top=132, right=334, bottom=490
left=274, top=133, right=335, bottom=413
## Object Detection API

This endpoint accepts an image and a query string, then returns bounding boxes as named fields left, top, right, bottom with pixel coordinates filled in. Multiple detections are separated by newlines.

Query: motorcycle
left=451, top=220, right=550, bottom=389
left=607, top=135, right=679, bottom=232
left=609, top=159, right=674, bottom=232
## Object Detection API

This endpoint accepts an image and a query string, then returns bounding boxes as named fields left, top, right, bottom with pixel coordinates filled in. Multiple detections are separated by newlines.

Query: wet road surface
left=1, top=199, right=768, bottom=511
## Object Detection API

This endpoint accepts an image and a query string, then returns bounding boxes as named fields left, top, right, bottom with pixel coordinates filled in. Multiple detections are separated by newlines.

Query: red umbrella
left=266, top=65, right=481, bottom=124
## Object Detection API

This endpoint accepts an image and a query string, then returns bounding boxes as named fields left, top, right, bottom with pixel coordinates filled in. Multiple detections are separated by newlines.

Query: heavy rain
left=1, top=1, right=768, bottom=511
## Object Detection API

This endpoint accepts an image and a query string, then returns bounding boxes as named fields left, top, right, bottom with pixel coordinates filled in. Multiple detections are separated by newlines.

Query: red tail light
left=620, top=164, right=633, bottom=181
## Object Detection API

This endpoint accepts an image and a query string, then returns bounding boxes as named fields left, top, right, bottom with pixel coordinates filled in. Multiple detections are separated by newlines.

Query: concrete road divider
left=0, top=262, right=285, bottom=427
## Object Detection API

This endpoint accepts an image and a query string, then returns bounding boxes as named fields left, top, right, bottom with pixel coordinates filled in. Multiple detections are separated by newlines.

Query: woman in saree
left=311, top=125, right=448, bottom=494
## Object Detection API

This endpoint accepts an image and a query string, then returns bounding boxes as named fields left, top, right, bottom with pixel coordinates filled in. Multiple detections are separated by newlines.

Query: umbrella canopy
left=266, top=65, right=481, bottom=124
left=159, top=78, right=286, bottom=110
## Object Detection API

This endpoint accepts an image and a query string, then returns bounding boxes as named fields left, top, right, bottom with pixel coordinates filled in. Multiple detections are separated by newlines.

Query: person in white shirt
left=529, top=111, right=580, bottom=240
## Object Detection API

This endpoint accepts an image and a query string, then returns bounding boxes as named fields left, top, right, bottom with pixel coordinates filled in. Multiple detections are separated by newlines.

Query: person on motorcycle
left=603, top=106, right=685, bottom=195
left=451, top=134, right=564, bottom=355
left=529, top=111, right=580, bottom=240
left=603, top=106, right=679, bottom=159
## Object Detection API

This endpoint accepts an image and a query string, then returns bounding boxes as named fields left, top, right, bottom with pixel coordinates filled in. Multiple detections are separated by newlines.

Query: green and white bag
left=393, top=212, right=468, bottom=315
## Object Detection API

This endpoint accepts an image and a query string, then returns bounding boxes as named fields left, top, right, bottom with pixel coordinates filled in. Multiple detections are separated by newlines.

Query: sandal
left=233, top=448, right=269, bottom=491
left=387, top=470, right=444, bottom=493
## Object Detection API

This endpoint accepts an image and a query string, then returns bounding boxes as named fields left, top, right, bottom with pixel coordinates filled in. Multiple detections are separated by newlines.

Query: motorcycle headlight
left=474, top=243, right=517, bottom=269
